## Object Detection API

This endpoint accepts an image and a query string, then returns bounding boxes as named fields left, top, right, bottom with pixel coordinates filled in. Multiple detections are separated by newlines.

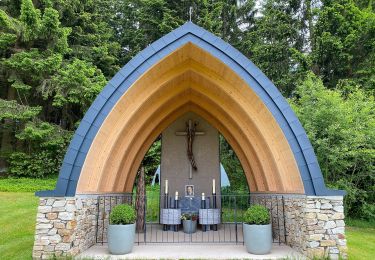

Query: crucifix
left=176, top=120, right=205, bottom=179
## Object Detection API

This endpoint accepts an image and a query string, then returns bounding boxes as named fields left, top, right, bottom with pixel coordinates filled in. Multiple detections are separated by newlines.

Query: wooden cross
left=176, top=120, right=205, bottom=179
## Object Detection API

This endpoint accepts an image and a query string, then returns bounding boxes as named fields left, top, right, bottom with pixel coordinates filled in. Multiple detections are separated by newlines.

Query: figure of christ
left=176, top=120, right=205, bottom=179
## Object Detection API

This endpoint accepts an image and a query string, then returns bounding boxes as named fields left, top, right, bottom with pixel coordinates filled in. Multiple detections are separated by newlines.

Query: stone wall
left=251, top=194, right=347, bottom=259
left=33, top=194, right=347, bottom=259
left=32, top=197, right=98, bottom=259
left=283, top=195, right=307, bottom=253
left=279, top=195, right=346, bottom=259
left=303, top=196, right=347, bottom=259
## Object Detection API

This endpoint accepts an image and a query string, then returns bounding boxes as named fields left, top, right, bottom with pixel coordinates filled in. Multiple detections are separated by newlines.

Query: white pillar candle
left=202, top=192, right=205, bottom=200
left=212, top=179, right=216, bottom=194
left=165, top=180, right=168, bottom=194
left=175, top=191, right=178, bottom=200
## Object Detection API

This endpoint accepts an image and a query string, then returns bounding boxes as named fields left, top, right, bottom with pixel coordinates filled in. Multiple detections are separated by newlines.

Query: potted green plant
left=108, top=204, right=136, bottom=255
left=243, top=204, right=272, bottom=254
left=181, top=212, right=198, bottom=234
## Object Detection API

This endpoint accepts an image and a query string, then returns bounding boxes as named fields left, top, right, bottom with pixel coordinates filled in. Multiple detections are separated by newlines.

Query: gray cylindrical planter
left=183, top=220, right=197, bottom=234
left=243, top=223, right=272, bottom=254
left=108, top=223, right=135, bottom=255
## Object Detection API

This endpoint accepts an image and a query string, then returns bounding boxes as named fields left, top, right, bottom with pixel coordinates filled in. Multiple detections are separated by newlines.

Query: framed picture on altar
left=185, top=185, right=194, bottom=197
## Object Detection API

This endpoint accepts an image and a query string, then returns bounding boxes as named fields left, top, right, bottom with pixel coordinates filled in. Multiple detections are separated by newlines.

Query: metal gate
left=95, top=193, right=287, bottom=244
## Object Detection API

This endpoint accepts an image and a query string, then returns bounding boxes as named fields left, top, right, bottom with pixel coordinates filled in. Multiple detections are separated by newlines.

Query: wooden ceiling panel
left=76, top=43, right=304, bottom=194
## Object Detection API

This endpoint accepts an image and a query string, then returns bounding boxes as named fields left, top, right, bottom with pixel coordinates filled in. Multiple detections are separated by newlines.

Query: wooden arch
left=37, top=22, right=344, bottom=197
left=76, top=43, right=303, bottom=194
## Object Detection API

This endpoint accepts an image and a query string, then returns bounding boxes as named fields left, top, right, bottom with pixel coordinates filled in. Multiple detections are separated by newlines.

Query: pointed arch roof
left=37, top=22, right=344, bottom=197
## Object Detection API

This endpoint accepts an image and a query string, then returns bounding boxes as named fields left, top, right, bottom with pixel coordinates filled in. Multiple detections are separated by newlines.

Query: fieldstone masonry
left=33, top=195, right=347, bottom=259
left=33, top=197, right=98, bottom=259
left=281, top=195, right=347, bottom=259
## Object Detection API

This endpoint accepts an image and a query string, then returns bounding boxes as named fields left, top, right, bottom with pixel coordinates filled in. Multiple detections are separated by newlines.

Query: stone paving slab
left=77, top=244, right=305, bottom=260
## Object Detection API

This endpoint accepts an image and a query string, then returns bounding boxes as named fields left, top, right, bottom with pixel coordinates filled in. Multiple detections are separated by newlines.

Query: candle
left=202, top=192, right=205, bottom=200
left=165, top=180, right=168, bottom=194
left=212, top=179, right=216, bottom=194
left=175, top=191, right=178, bottom=200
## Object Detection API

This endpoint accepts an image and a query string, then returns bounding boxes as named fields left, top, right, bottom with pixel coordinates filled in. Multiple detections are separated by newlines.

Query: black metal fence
left=95, top=194, right=287, bottom=244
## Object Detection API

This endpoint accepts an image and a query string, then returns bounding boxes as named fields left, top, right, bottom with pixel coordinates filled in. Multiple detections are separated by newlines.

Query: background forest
left=0, top=0, right=374, bottom=220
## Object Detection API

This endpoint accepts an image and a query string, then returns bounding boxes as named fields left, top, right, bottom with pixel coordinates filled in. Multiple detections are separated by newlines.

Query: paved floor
left=77, top=244, right=305, bottom=259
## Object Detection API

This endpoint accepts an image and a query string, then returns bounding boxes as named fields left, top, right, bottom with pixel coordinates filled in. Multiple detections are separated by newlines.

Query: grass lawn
left=0, top=177, right=57, bottom=192
left=0, top=184, right=374, bottom=259
left=0, top=192, right=39, bottom=260
left=346, top=219, right=375, bottom=260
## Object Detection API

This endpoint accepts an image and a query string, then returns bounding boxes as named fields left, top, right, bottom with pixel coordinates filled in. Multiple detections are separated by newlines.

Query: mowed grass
left=0, top=177, right=57, bottom=192
left=346, top=219, right=375, bottom=260
left=0, top=192, right=39, bottom=260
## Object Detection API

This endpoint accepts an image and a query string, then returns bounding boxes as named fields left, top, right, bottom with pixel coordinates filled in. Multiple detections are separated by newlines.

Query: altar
left=158, top=112, right=221, bottom=232
left=160, top=196, right=221, bottom=232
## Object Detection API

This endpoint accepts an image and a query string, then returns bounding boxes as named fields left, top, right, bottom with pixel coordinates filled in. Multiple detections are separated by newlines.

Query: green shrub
left=181, top=212, right=198, bottom=221
left=244, top=204, right=270, bottom=225
left=290, top=74, right=375, bottom=220
left=7, top=121, right=72, bottom=178
left=109, top=204, right=136, bottom=225
left=0, top=177, right=57, bottom=192
left=8, top=152, right=59, bottom=178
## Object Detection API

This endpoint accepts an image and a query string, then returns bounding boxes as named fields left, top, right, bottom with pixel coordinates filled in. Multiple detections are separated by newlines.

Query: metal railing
left=95, top=193, right=287, bottom=244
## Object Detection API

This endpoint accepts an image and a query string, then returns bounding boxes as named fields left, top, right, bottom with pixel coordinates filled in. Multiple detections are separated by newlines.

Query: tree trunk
left=136, top=166, right=145, bottom=232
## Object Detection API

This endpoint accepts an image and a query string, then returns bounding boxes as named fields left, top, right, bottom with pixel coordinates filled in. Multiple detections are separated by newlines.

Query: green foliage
left=19, top=0, right=41, bottom=42
left=221, top=186, right=249, bottom=210
left=313, top=0, right=375, bottom=92
left=0, top=99, right=41, bottom=120
left=50, top=58, right=106, bottom=111
left=142, top=138, right=161, bottom=184
left=3, top=49, right=63, bottom=82
left=244, top=204, right=270, bottom=225
left=111, top=0, right=182, bottom=64
left=8, top=152, right=56, bottom=178
left=53, top=0, right=121, bottom=77
left=290, top=73, right=375, bottom=219
left=0, top=177, right=56, bottom=192
left=181, top=212, right=198, bottom=221
left=0, top=33, right=17, bottom=55
left=220, top=135, right=249, bottom=192
left=240, top=0, right=310, bottom=95
left=7, top=121, right=72, bottom=178
left=109, top=204, right=136, bottom=225
left=145, top=185, right=160, bottom=222
left=39, top=8, right=71, bottom=53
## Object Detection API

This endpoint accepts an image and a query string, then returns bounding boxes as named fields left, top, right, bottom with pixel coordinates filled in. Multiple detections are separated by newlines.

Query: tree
left=142, top=138, right=161, bottom=184
left=313, top=0, right=375, bottom=93
left=240, top=0, right=310, bottom=95
left=112, top=0, right=182, bottom=64
left=220, top=135, right=248, bottom=192
left=0, top=0, right=107, bottom=176
left=50, top=0, right=121, bottom=78
left=290, top=73, right=375, bottom=219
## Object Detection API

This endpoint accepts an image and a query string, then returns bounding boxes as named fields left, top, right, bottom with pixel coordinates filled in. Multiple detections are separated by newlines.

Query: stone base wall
left=303, top=196, right=347, bottom=259
left=32, top=197, right=98, bottom=259
left=251, top=194, right=347, bottom=259
left=283, top=195, right=308, bottom=253
left=33, top=195, right=347, bottom=259
left=267, top=195, right=346, bottom=259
